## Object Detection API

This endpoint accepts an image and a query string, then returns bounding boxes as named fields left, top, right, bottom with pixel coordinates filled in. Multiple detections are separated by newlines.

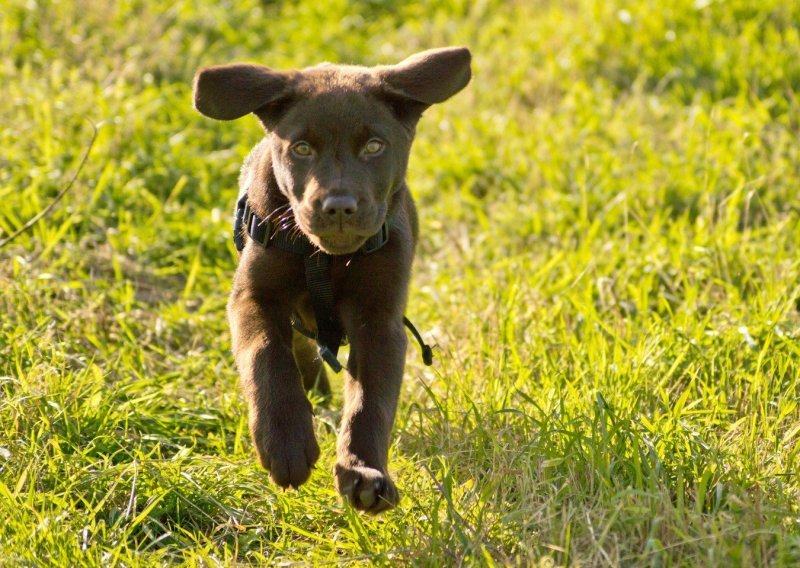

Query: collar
left=234, top=194, right=389, bottom=256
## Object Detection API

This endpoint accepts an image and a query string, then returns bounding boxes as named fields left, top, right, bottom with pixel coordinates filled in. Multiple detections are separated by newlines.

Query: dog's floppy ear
left=378, top=47, right=471, bottom=113
left=193, top=64, right=293, bottom=121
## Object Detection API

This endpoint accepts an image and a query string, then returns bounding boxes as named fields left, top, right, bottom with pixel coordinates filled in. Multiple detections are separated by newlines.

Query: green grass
left=2, top=0, right=800, bottom=565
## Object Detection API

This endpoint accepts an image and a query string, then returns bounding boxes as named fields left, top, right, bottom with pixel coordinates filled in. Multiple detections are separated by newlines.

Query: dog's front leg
left=228, top=290, right=320, bottom=488
left=335, top=315, right=407, bottom=513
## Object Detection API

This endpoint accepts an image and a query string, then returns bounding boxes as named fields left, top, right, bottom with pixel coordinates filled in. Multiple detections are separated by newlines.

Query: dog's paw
left=251, top=398, right=320, bottom=489
left=335, top=463, right=399, bottom=513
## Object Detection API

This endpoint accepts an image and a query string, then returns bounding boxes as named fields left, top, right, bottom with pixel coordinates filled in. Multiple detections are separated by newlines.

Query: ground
left=1, top=0, right=799, bottom=565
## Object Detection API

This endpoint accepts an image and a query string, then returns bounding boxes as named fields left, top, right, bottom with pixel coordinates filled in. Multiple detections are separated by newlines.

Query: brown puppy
left=193, top=48, right=471, bottom=513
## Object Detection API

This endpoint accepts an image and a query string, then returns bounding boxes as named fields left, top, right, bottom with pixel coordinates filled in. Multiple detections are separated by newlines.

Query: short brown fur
left=193, top=47, right=471, bottom=513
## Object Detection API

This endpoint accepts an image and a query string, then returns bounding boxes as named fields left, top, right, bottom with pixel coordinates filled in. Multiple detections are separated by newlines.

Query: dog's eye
left=291, top=141, right=313, bottom=157
left=363, top=139, right=384, bottom=155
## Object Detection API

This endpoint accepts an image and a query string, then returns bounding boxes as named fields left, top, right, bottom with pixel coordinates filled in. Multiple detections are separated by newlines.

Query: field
left=2, top=0, right=800, bottom=565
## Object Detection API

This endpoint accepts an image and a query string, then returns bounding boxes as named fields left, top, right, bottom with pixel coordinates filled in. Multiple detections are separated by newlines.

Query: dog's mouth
left=312, top=233, right=368, bottom=255
left=293, top=200, right=388, bottom=255
left=296, top=211, right=386, bottom=255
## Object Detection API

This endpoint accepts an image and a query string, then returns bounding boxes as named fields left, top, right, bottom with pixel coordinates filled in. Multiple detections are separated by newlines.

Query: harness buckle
left=233, top=195, right=247, bottom=251
left=236, top=198, right=272, bottom=249
left=318, top=345, right=344, bottom=373
left=361, top=222, right=389, bottom=254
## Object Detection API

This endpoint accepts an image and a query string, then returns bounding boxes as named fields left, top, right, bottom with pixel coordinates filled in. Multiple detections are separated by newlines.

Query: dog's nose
left=322, top=195, right=358, bottom=218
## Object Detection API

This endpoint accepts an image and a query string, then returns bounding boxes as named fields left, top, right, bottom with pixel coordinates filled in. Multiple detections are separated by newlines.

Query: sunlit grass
left=2, top=0, right=799, bottom=565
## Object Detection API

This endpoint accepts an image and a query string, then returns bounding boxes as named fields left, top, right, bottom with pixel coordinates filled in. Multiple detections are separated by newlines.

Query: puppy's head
left=193, top=48, right=471, bottom=255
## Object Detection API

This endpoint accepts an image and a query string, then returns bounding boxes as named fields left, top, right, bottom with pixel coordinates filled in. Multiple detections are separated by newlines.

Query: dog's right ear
left=193, top=64, right=294, bottom=121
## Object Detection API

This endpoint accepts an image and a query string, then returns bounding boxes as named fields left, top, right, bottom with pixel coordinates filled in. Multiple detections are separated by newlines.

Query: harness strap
left=403, top=316, right=434, bottom=366
left=304, top=253, right=345, bottom=373
left=234, top=194, right=433, bottom=372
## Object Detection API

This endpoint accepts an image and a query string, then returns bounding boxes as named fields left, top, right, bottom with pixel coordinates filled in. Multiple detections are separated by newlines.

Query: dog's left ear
left=377, top=47, right=471, bottom=117
left=193, top=64, right=295, bottom=121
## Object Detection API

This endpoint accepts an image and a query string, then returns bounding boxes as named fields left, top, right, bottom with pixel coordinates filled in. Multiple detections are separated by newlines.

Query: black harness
left=234, top=194, right=433, bottom=373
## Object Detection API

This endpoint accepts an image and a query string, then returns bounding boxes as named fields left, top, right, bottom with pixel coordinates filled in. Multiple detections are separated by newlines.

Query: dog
left=192, top=47, right=471, bottom=513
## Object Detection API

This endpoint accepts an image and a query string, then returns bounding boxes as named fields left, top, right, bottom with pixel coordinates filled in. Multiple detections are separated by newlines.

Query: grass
left=1, top=0, right=800, bottom=565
